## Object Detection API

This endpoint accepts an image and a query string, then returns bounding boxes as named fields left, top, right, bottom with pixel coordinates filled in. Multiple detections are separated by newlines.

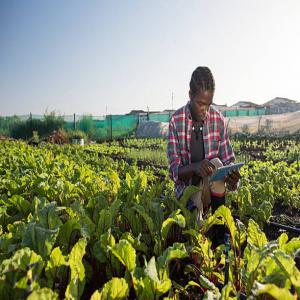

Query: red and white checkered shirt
left=167, top=102, right=235, bottom=198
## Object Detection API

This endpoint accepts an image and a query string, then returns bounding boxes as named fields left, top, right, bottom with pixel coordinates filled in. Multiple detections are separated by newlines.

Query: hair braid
left=189, top=66, right=215, bottom=97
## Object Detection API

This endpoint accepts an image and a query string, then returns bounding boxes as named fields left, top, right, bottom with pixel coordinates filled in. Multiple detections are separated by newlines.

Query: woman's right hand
left=193, top=159, right=215, bottom=178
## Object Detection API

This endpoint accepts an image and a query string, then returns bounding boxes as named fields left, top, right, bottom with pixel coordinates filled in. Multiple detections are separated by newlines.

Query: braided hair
left=189, top=66, right=215, bottom=97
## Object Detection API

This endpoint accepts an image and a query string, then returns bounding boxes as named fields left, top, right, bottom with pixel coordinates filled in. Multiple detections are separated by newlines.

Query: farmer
left=167, top=66, right=240, bottom=244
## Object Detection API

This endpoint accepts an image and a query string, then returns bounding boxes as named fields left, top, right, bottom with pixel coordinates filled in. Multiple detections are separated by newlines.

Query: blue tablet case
left=210, top=162, right=244, bottom=182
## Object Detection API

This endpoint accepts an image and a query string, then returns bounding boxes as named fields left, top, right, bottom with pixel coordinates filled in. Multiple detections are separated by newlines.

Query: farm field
left=0, top=138, right=299, bottom=299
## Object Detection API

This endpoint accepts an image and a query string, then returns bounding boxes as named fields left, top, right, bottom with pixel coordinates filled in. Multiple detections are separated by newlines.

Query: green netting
left=248, top=110, right=258, bottom=116
left=257, top=108, right=266, bottom=115
left=93, top=119, right=110, bottom=140
left=64, top=122, right=74, bottom=130
left=224, top=109, right=267, bottom=117
left=111, top=114, right=138, bottom=139
left=238, top=110, right=248, bottom=116
left=224, top=110, right=238, bottom=117
left=1, top=109, right=267, bottom=139
left=148, top=113, right=170, bottom=122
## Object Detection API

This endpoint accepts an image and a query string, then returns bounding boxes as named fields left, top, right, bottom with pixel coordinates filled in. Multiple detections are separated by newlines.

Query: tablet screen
left=210, top=162, right=244, bottom=182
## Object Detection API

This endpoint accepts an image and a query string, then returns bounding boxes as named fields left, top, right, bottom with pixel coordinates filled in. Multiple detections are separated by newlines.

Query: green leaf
left=133, top=205, right=155, bottom=234
left=215, top=206, right=236, bottom=241
left=278, top=232, right=289, bottom=248
left=22, top=223, right=59, bottom=259
left=282, top=237, right=300, bottom=256
left=235, top=219, right=247, bottom=249
left=252, top=282, right=295, bottom=300
left=69, top=202, right=96, bottom=240
left=198, top=274, right=216, bottom=290
left=99, top=277, right=129, bottom=300
left=90, top=290, right=101, bottom=300
left=9, top=195, right=31, bottom=216
left=36, top=202, right=63, bottom=230
left=0, top=247, right=43, bottom=274
left=57, top=219, right=81, bottom=251
left=111, top=239, right=136, bottom=272
left=161, top=209, right=185, bottom=241
left=247, top=219, right=267, bottom=248
left=93, top=230, right=116, bottom=263
left=145, top=256, right=159, bottom=282
left=157, top=243, right=188, bottom=279
left=132, top=256, right=172, bottom=299
left=65, top=238, right=87, bottom=300
left=45, top=247, right=67, bottom=286
left=27, top=287, right=59, bottom=300
left=180, top=185, right=201, bottom=208
left=97, top=208, right=112, bottom=237
left=121, top=232, right=148, bottom=253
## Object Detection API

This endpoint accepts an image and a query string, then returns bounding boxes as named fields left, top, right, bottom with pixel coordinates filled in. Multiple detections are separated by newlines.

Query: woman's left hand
left=225, top=170, right=241, bottom=191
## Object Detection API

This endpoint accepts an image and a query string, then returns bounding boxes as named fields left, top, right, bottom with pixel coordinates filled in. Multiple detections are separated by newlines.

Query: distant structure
left=128, top=97, right=300, bottom=120
left=127, top=110, right=147, bottom=115
left=231, top=101, right=258, bottom=108
left=212, top=101, right=265, bottom=117
left=264, top=97, right=300, bottom=115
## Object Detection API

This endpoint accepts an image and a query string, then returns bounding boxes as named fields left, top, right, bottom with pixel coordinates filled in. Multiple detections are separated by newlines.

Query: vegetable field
left=0, top=139, right=299, bottom=300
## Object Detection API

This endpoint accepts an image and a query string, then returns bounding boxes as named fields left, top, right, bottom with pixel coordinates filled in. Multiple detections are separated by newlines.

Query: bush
left=10, top=112, right=65, bottom=140
left=0, top=115, right=22, bottom=137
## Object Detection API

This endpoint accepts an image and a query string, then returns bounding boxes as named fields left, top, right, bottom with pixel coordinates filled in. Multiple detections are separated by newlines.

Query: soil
left=264, top=203, right=300, bottom=241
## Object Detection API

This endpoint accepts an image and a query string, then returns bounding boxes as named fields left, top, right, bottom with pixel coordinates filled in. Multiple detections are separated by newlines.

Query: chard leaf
left=97, top=208, right=112, bottom=237
left=252, top=282, right=295, bottom=300
left=157, top=242, right=188, bottom=279
left=0, top=247, right=43, bottom=274
left=93, top=230, right=116, bottom=263
left=110, top=239, right=136, bottom=272
left=45, top=247, right=67, bottom=285
left=214, top=206, right=236, bottom=242
left=144, top=256, right=159, bottom=282
left=247, top=219, right=267, bottom=248
left=9, top=195, right=31, bottom=217
left=90, top=290, right=101, bottom=300
left=133, top=205, right=154, bottom=234
left=99, top=277, right=129, bottom=300
left=144, top=256, right=172, bottom=296
left=22, top=223, right=59, bottom=259
left=180, top=185, right=201, bottom=208
left=278, top=232, right=289, bottom=248
left=282, top=237, right=300, bottom=256
left=161, top=209, right=185, bottom=241
left=27, top=287, right=59, bottom=300
left=65, top=238, right=87, bottom=300
left=36, top=202, right=63, bottom=230
left=120, top=232, right=148, bottom=253
left=57, top=219, right=81, bottom=251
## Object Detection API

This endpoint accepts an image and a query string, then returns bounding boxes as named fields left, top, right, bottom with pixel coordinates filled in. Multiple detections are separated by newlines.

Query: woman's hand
left=225, top=170, right=241, bottom=191
left=193, top=159, right=215, bottom=178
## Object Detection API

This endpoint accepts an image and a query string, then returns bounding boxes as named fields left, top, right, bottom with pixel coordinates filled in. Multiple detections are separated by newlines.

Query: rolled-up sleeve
left=167, top=118, right=181, bottom=183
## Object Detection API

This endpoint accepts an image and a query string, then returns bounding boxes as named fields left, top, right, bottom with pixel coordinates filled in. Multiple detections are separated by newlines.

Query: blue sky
left=1, top=0, right=300, bottom=116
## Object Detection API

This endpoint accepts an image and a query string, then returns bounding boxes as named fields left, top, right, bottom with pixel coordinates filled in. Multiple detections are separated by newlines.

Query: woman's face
left=189, top=90, right=214, bottom=121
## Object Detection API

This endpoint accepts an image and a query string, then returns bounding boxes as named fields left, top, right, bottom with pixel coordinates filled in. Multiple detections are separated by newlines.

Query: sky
left=1, top=0, right=300, bottom=116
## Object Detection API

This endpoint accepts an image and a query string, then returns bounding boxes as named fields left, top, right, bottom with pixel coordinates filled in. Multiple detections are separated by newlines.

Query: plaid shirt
left=167, top=101, right=235, bottom=198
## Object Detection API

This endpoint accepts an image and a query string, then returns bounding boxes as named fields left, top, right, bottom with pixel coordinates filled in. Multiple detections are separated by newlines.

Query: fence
left=0, top=112, right=173, bottom=140
left=7, top=109, right=293, bottom=140
left=223, top=108, right=266, bottom=117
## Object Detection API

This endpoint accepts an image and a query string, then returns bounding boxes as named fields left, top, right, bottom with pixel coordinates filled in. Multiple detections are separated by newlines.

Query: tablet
left=210, top=162, right=244, bottom=182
